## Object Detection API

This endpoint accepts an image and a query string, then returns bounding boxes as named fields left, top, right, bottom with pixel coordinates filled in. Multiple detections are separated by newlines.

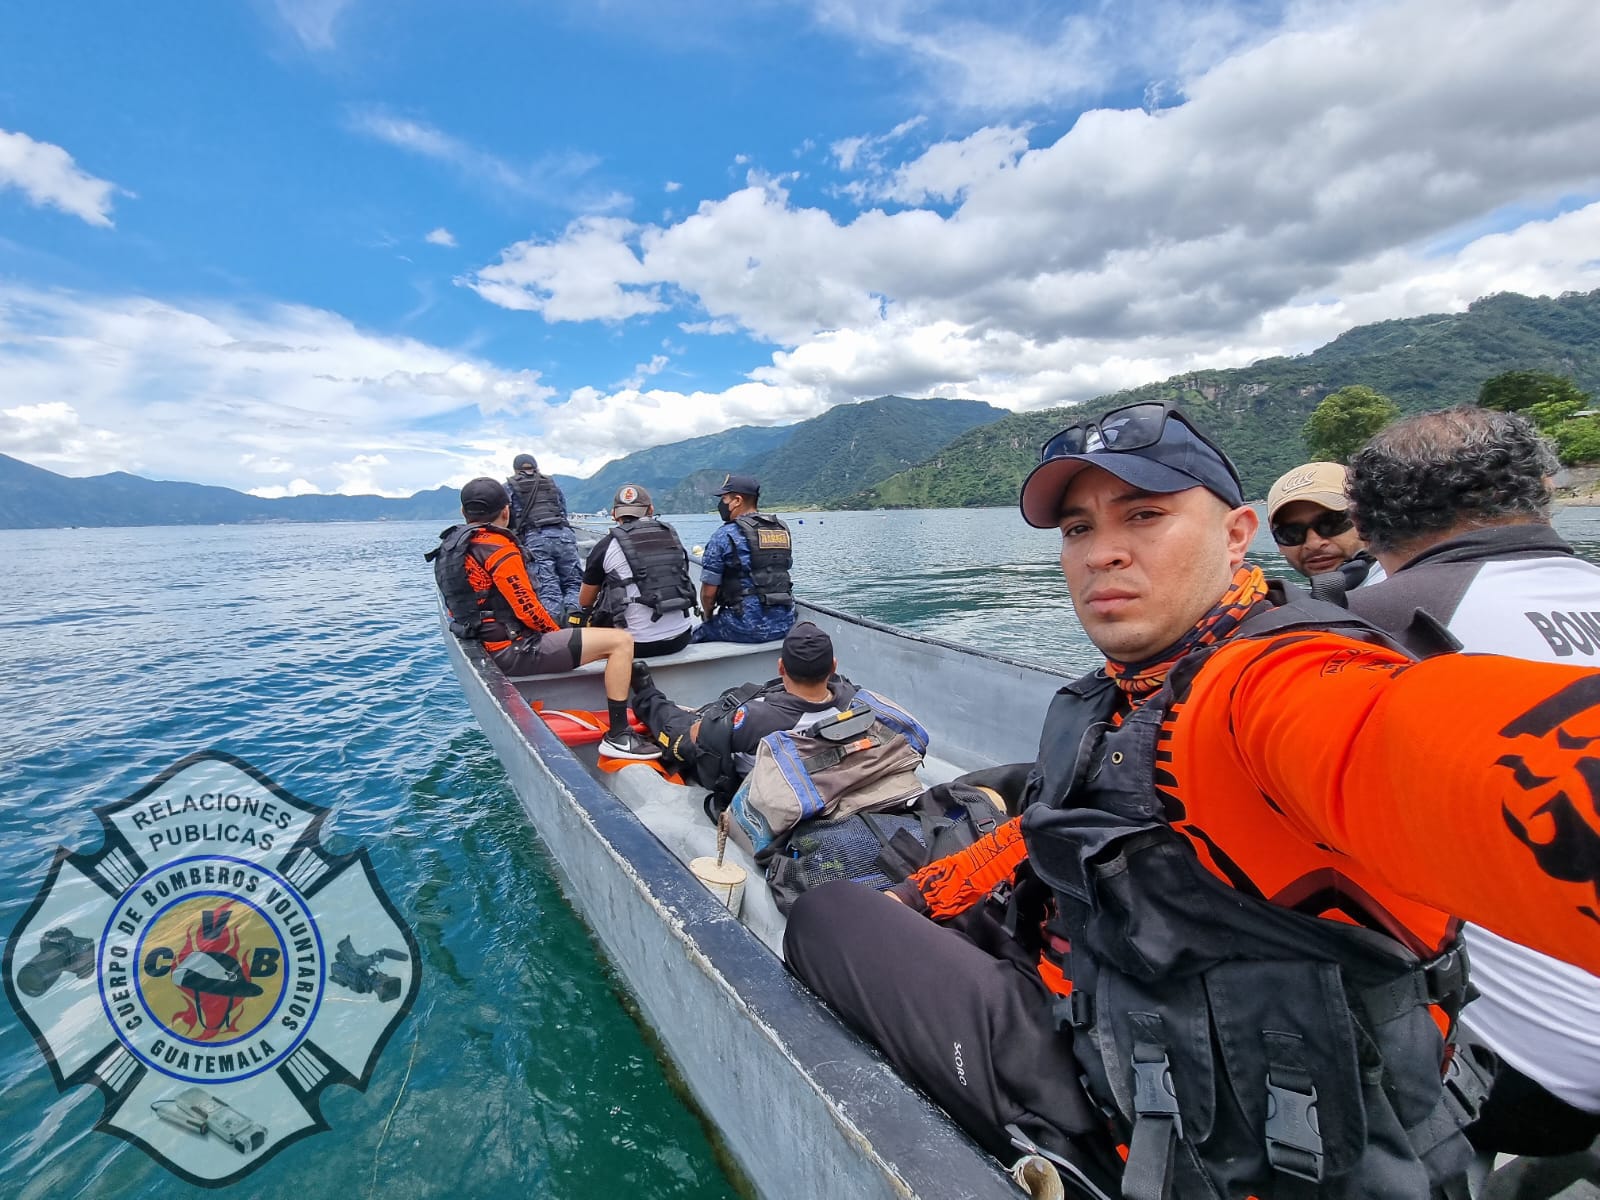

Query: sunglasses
left=1271, top=511, right=1355, bottom=547
left=1038, top=401, right=1244, bottom=494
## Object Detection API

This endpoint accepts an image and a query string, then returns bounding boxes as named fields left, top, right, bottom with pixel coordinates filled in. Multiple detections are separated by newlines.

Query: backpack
left=763, top=782, right=1005, bottom=914
left=725, top=690, right=928, bottom=859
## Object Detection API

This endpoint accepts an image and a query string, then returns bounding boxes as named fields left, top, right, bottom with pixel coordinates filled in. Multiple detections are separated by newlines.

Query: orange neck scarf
left=1102, top=565, right=1271, bottom=701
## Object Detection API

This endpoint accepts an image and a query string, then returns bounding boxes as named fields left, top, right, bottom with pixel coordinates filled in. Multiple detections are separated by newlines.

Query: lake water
left=4, top=506, right=1600, bottom=1199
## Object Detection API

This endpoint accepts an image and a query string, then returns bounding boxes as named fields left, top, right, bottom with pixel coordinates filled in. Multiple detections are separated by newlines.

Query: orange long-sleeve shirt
left=463, top=526, right=559, bottom=651
left=900, top=630, right=1600, bottom=981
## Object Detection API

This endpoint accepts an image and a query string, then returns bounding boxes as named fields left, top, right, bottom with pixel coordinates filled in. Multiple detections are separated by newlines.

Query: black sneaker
left=600, top=729, right=662, bottom=761
left=630, top=659, right=655, bottom=695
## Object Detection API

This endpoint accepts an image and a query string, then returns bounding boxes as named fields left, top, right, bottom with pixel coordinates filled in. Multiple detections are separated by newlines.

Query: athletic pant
left=1467, top=1057, right=1600, bottom=1157
left=524, top=526, right=584, bottom=620
left=783, top=879, right=1117, bottom=1179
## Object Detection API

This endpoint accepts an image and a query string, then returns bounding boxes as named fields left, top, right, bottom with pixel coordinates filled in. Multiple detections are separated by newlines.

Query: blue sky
left=3, top=0, right=1600, bottom=496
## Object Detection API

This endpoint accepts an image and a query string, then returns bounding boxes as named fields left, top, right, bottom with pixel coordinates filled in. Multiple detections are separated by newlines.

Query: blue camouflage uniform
left=509, top=484, right=583, bottom=621
left=692, top=520, right=796, bottom=644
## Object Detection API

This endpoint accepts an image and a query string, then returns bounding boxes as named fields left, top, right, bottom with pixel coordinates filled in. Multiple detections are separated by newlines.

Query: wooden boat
left=439, top=599, right=1079, bottom=1199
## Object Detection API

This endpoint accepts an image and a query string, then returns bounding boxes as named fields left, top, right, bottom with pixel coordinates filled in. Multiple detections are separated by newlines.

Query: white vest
left=1393, top=551, right=1600, bottom=1112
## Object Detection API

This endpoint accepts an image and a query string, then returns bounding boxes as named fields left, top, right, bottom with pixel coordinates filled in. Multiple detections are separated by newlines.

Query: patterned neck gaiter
left=1102, top=565, right=1271, bottom=701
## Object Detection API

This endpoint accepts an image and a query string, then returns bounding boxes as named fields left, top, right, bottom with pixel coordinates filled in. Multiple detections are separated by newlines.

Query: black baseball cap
left=780, top=622, right=834, bottom=679
left=714, top=473, right=761, bottom=498
left=612, top=483, right=652, bottom=518
left=460, top=477, right=510, bottom=519
left=512, top=453, right=537, bottom=473
left=1019, top=410, right=1244, bottom=528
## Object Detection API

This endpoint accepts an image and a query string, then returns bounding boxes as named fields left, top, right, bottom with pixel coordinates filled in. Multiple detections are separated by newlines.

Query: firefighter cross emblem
left=3, top=751, right=421, bottom=1186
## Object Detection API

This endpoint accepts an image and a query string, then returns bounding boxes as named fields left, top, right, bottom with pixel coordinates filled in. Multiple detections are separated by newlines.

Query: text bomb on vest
left=507, top=472, right=565, bottom=533
left=726, top=690, right=928, bottom=859
left=717, top=514, right=795, bottom=609
left=425, top=524, right=534, bottom=644
left=602, top=519, right=695, bottom=623
left=1019, top=596, right=1480, bottom=1200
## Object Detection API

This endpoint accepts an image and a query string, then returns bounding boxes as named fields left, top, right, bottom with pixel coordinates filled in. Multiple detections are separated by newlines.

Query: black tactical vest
left=506, top=472, right=566, bottom=533
left=604, top=518, right=696, bottom=622
left=1019, top=595, right=1481, bottom=1200
left=716, top=513, right=795, bottom=609
left=424, top=524, right=530, bottom=643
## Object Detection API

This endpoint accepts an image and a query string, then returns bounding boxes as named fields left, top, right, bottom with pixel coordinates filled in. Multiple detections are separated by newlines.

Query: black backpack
left=763, top=781, right=1003, bottom=913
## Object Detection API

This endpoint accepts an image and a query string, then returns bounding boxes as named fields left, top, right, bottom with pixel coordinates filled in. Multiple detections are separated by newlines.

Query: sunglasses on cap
left=1271, top=510, right=1355, bottom=547
left=1037, top=401, right=1245, bottom=494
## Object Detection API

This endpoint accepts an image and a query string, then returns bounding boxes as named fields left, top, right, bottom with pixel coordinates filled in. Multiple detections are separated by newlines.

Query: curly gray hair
left=1346, top=405, right=1559, bottom=555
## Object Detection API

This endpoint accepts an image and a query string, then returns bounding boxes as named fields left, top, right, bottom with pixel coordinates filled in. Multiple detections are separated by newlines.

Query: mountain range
left=4, top=289, right=1598, bottom=530
left=851, top=289, right=1600, bottom=507
left=0, top=395, right=1003, bottom=530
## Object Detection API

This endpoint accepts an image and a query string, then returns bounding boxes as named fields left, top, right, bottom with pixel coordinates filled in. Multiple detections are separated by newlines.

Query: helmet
left=512, top=453, right=538, bottom=474
left=172, top=949, right=263, bottom=1034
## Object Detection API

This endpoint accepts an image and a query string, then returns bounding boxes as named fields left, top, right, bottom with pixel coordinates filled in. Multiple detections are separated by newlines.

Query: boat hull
left=442, top=602, right=1074, bottom=1199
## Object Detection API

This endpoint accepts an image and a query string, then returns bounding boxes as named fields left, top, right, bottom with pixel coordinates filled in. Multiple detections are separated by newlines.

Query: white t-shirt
left=600, top=536, right=693, bottom=644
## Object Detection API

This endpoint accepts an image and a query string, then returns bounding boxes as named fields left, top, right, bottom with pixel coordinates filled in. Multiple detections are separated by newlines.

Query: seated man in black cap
left=629, top=622, right=855, bottom=807
left=692, top=473, right=797, bottom=645
left=429, top=478, right=660, bottom=760
left=575, top=483, right=697, bottom=657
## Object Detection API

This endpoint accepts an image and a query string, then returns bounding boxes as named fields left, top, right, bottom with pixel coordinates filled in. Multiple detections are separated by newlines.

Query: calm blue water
left=3, top=507, right=1600, bottom=1199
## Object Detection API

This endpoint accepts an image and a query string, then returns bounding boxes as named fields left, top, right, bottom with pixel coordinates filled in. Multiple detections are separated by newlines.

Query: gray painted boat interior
left=442, top=598, right=1079, bottom=1199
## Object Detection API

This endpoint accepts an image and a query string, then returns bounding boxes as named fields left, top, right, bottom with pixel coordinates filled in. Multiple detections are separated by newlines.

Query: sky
left=3, top=0, right=1600, bottom=498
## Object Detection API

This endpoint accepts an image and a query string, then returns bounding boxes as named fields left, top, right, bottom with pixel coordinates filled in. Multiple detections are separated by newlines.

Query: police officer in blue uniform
left=692, top=474, right=797, bottom=644
left=505, top=452, right=583, bottom=621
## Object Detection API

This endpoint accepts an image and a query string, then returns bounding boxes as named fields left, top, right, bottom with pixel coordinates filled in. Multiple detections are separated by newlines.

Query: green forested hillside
left=850, top=289, right=1600, bottom=507
left=653, top=395, right=1003, bottom=511
left=747, top=396, right=1003, bottom=504
left=556, top=422, right=794, bottom=512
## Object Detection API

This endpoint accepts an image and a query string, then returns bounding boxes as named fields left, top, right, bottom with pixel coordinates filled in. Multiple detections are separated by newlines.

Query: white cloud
left=665, top=180, right=682, bottom=192
left=680, top=317, right=740, bottom=336
left=810, top=0, right=1297, bottom=113
left=271, top=0, right=355, bottom=51
left=249, top=478, right=319, bottom=499
left=0, top=128, right=120, bottom=227
left=466, top=216, right=666, bottom=321
left=841, top=123, right=1029, bottom=206
left=0, top=285, right=558, bottom=495
left=830, top=114, right=926, bottom=173
left=424, top=226, right=457, bottom=247
left=467, top=0, right=1600, bottom=419
left=0, top=400, right=124, bottom=461
left=348, top=108, right=627, bottom=212
left=619, top=353, right=670, bottom=390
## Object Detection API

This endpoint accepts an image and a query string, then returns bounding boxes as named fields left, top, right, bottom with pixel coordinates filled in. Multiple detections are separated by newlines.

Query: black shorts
left=490, top=629, right=583, bottom=676
left=635, top=627, right=694, bottom=658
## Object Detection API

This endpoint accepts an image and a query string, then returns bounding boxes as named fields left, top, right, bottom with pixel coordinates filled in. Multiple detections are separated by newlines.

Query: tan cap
left=1267, top=462, right=1349, bottom=521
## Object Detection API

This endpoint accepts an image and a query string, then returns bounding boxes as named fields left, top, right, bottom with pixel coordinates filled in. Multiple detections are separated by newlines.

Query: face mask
left=717, top=499, right=733, bottom=524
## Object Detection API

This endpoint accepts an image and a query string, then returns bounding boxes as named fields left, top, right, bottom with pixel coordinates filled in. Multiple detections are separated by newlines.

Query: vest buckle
left=1422, top=944, right=1469, bottom=1006
left=1264, top=1073, right=1324, bottom=1183
left=1049, top=989, right=1095, bottom=1032
left=1131, top=1049, right=1182, bottom=1137
left=1441, top=1036, right=1495, bottom=1123
left=1068, top=988, right=1095, bottom=1029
